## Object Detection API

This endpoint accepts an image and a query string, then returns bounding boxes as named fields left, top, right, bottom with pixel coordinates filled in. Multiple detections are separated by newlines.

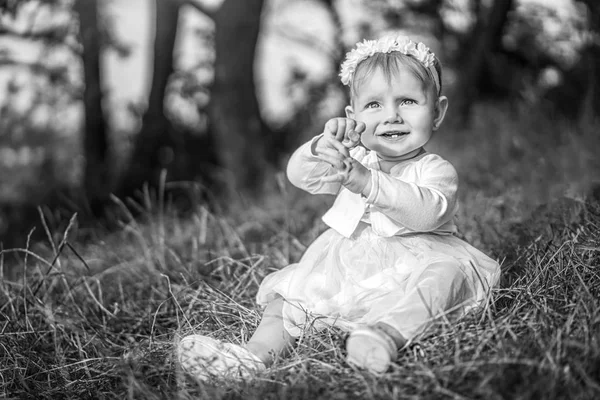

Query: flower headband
left=339, top=35, right=441, bottom=95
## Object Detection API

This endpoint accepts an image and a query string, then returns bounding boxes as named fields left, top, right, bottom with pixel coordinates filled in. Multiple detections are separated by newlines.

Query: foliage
left=1, top=0, right=597, bottom=212
left=1, top=105, right=599, bottom=399
left=0, top=68, right=82, bottom=204
left=503, top=0, right=591, bottom=69
left=0, top=0, right=60, bottom=16
left=0, top=0, right=130, bottom=209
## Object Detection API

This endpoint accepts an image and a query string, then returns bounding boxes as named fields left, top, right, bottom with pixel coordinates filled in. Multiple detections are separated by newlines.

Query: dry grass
left=1, top=104, right=600, bottom=399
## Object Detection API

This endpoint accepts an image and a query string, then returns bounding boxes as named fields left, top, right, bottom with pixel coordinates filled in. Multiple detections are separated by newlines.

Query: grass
left=1, top=103, right=600, bottom=399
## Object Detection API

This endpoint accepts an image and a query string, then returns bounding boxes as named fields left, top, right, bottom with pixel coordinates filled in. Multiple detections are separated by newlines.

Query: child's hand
left=322, top=117, right=364, bottom=150
left=313, top=118, right=365, bottom=170
left=325, top=117, right=364, bottom=149
left=322, top=157, right=372, bottom=195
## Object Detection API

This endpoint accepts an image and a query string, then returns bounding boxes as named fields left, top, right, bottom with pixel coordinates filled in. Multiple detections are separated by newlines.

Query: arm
left=286, top=137, right=342, bottom=195
left=287, top=118, right=365, bottom=195
left=365, top=156, right=459, bottom=231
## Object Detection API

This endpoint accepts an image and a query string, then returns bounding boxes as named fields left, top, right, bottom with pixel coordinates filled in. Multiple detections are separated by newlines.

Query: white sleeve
left=365, top=156, right=459, bottom=231
left=286, top=136, right=342, bottom=195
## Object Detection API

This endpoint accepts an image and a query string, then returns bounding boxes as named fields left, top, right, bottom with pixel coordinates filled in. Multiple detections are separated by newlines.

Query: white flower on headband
left=339, top=35, right=436, bottom=86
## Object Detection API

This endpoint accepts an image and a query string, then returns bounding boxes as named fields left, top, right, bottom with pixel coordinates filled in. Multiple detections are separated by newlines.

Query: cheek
left=362, top=125, right=378, bottom=139
left=414, top=111, right=435, bottom=128
left=360, top=116, right=378, bottom=129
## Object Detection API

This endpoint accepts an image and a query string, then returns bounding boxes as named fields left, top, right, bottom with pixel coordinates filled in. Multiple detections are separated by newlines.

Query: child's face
left=346, top=66, right=447, bottom=162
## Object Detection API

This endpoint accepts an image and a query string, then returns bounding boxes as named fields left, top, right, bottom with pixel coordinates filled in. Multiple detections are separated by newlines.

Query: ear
left=432, top=96, right=448, bottom=131
left=345, top=105, right=355, bottom=119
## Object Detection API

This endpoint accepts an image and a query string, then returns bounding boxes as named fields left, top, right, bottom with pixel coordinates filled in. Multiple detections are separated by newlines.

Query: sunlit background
left=1, top=2, right=600, bottom=397
left=0, top=0, right=596, bottom=242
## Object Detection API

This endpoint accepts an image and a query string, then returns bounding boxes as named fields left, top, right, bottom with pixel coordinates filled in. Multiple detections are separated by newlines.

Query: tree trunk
left=455, top=0, right=514, bottom=124
left=118, top=0, right=179, bottom=198
left=267, top=0, right=348, bottom=160
left=74, top=0, right=110, bottom=216
left=322, top=0, right=349, bottom=103
left=209, top=0, right=271, bottom=196
left=579, top=0, right=600, bottom=122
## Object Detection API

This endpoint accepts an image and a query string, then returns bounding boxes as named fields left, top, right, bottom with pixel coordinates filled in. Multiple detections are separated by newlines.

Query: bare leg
left=245, top=296, right=295, bottom=366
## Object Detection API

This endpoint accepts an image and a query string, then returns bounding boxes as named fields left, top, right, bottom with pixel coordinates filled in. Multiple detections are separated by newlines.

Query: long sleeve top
left=286, top=138, right=459, bottom=238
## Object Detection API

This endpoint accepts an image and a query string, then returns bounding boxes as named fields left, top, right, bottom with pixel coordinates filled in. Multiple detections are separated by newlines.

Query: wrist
left=343, top=162, right=371, bottom=195
left=360, top=171, right=372, bottom=197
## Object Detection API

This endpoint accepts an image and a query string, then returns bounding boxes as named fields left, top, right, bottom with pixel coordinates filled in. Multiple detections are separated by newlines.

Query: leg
left=346, top=262, right=475, bottom=373
left=246, top=296, right=295, bottom=366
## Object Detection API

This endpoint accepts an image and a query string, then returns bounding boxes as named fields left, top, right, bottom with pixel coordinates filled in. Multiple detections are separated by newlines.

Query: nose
left=384, top=106, right=402, bottom=123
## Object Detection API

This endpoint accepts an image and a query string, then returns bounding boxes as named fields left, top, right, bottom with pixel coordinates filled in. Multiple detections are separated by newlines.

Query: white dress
left=256, top=139, right=501, bottom=340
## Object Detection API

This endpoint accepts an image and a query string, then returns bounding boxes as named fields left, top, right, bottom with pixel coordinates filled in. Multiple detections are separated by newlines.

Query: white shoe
left=346, top=327, right=397, bottom=374
left=177, top=335, right=266, bottom=381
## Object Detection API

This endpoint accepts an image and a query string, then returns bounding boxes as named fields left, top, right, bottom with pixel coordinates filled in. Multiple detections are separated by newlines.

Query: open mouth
left=379, top=131, right=408, bottom=138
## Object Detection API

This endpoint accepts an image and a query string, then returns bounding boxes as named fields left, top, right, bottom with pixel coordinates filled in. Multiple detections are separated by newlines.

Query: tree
left=494, top=0, right=595, bottom=120
left=569, top=0, right=600, bottom=122
left=454, top=0, right=514, bottom=124
left=117, top=0, right=181, bottom=198
left=4, top=0, right=591, bottom=222
left=116, top=0, right=273, bottom=202
left=74, top=0, right=110, bottom=216
left=208, top=0, right=272, bottom=197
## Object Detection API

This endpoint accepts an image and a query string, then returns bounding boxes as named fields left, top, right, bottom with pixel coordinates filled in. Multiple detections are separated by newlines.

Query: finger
left=324, top=137, right=351, bottom=156
left=334, top=138, right=351, bottom=156
left=323, top=119, right=338, bottom=137
left=325, top=118, right=346, bottom=141
left=321, top=174, right=344, bottom=183
left=345, top=118, right=357, bottom=132
left=316, top=151, right=346, bottom=169
left=319, top=147, right=346, bottom=160
left=355, top=121, right=366, bottom=134
left=319, top=158, right=345, bottom=170
left=316, top=137, right=350, bottom=156
left=342, top=130, right=361, bottom=148
left=334, top=118, right=347, bottom=141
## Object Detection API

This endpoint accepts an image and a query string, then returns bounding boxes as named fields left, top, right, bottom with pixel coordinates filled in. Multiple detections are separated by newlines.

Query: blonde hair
left=349, top=52, right=443, bottom=100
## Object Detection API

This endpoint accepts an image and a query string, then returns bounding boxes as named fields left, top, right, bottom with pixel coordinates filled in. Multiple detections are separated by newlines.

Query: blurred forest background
left=0, top=0, right=598, bottom=248
left=1, top=1, right=600, bottom=398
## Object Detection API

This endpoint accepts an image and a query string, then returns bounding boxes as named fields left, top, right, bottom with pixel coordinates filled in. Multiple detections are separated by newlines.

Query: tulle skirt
left=256, top=223, right=500, bottom=339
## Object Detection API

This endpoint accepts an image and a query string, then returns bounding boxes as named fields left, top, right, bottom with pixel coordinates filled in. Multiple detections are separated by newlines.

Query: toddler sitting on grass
left=177, top=33, right=500, bottom=380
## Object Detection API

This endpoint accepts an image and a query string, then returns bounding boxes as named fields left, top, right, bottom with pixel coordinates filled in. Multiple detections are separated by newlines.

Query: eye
left=401, top=99, right=417, bottom=106
left=365, top=101, right=381, bottom=109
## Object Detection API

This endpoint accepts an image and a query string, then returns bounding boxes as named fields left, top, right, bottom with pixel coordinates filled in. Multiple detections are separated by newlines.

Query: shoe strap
left=371, top=326, right=399, bottom=357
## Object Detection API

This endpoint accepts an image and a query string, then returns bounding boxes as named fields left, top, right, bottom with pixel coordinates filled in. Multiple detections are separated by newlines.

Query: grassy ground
left=1, top=104, right=600, bottom=399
